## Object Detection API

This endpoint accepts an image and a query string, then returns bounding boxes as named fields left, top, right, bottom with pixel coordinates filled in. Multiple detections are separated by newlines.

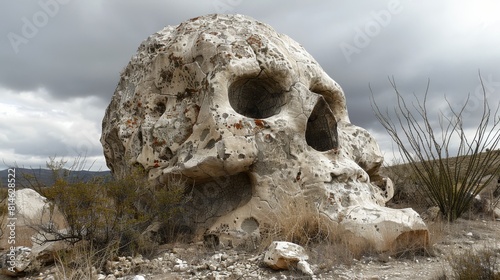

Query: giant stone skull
left=101, top=14, right=428, bottom=251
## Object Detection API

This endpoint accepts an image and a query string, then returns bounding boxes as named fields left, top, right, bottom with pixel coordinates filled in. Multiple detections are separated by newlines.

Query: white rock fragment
left=264, top=241, right=313, bottom=275
left=297, top=260, right=314, bottom=276
left=173, top=258, right=188, bottom=272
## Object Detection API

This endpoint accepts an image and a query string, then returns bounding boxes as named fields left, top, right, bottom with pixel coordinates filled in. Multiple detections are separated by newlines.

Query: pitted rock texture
left=101, top=14, right=428, bottom=251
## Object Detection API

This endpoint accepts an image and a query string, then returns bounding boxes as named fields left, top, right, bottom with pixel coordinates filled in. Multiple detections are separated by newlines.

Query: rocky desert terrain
left=0, top=215, right=495, bottom=280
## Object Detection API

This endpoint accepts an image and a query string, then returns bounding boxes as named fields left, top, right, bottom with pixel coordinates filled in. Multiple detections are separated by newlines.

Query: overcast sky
left=1, top=0, right=499, bottom=171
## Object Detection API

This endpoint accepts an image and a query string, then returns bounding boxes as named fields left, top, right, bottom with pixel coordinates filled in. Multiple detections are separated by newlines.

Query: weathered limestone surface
left=101, top=14, right=428, bottom=251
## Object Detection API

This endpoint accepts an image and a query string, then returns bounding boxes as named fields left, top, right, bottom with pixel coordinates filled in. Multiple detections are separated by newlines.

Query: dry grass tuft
left=259, top=197, right=338, bottom=250
left=448, top=247, right=500, bottom=280
left=52, top=241, right=117, bottom=280
left=258, top=196, right=380, bottom=268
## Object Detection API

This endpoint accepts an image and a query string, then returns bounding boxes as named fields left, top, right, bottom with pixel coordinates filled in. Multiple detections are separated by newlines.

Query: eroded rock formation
left=101, top=14, right=428, bottom=251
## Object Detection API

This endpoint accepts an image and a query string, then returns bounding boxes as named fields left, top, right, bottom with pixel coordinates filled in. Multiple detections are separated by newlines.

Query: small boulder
left=263, top=241, right=313, bottom=275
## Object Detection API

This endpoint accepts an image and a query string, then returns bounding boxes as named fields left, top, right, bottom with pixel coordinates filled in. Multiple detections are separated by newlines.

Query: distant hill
left=0, top=168, right=111, bottom=188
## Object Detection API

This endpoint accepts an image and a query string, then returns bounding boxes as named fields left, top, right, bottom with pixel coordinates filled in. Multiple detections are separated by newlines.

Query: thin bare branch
left=371, top=75, right=500, bottom=221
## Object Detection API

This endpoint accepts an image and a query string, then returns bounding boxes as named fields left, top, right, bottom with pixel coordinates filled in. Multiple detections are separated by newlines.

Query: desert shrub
left=372, top=76, right=500, bottom=221
left=28, top=157, right=186, bottom=258
left=37, top=178, right=113, bottom=245
left=449, top=247, right=500, bottom=280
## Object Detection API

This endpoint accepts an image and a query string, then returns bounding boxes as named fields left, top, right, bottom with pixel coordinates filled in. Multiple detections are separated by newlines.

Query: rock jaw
left=100, top=14, right=428, bottom=253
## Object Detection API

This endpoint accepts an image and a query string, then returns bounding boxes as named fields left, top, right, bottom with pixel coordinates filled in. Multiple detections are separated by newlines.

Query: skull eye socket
left=228, top=77, right=288, bottom=119
left=306, top=96, right=339, bottom=152
left=155, top=102, right=166, bottom=115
